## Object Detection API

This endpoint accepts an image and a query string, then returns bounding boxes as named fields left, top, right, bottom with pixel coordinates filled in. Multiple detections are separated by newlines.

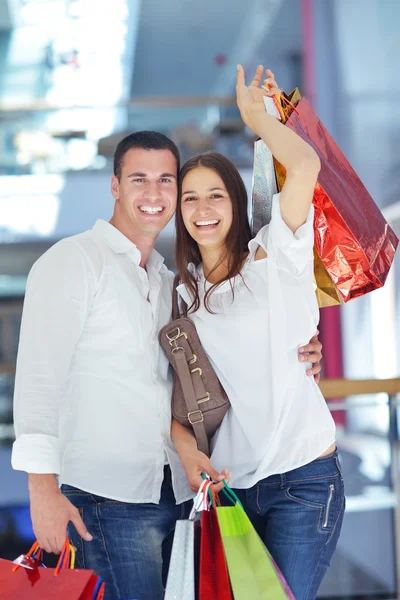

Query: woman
left=171, top=65, right=345, bottom=600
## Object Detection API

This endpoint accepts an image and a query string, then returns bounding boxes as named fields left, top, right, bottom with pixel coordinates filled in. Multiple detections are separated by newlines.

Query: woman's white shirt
left=177, top=193, right=336, bottom=489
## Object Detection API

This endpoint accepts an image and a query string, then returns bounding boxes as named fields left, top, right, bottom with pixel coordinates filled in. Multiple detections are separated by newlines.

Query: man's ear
left=111, top=175, right=119, bottom=201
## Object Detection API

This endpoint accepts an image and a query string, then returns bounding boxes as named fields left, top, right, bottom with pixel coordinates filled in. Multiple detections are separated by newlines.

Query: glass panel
left=0, top=373, right=15, bottom=448
left=0, top=102, right=249, bottom=175
left=0, top=504, right=34, bottom=561
left=318, top=397, right=397, bottom=597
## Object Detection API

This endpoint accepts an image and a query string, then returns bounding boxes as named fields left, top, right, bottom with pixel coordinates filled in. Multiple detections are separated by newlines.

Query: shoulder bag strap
left=172, top=274, right=181, bottom=320
left=173, top=347, right=210, bottom=456
left=172, top=273, right=189, bottom=320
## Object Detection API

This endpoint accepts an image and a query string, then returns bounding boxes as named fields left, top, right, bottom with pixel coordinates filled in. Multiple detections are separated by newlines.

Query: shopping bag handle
left=220, top=481, right=244, bottom=509
left=189, top=478, right=213, bottom=519
left=280, top=94, right=300, bottom=117
left=200, top=473, right=244, bottom=509
left=260, top=85, right=300, bottom=122
left=12, top=539, right=75, bottom=575
left=55, top=539, right=76, bottom=574
left=12, top=540, right=43, bottom=572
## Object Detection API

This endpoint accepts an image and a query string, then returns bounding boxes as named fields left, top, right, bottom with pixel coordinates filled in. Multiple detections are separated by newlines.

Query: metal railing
left=320, top=377, right=400, bottom=595
left=320, top=378, right=400, bottom=399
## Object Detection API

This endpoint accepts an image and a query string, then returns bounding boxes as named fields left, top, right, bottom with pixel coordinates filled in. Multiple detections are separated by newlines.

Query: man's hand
left=29, top=474, right=92, bottom=554
left=177, top=444, right=230, bottom=494
left=298, top=330, right=323, bottom=383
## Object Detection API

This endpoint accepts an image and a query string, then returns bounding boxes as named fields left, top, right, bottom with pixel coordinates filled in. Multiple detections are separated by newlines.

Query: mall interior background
left=0, top=0, right=399, bottom=597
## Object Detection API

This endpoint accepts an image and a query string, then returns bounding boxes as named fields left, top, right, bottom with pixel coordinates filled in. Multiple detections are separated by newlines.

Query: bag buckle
left=172, top=346, right=184, bottom=355
left=198, top=392, right=210, bottom=405
left=166, top=327, right=188, bottom=344
left=188, top=410, right=204, bottom=425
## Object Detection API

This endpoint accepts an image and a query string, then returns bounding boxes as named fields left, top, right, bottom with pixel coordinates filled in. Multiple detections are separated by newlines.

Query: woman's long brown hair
left=175, top=152, right=252, bottom=313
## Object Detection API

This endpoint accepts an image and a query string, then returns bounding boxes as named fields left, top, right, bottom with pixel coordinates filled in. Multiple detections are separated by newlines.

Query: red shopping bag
left=199, top=508, right=233, bottom=599
left=276, top=97, right=398, bottom=301
left=0, top=540, right=105, bottom=599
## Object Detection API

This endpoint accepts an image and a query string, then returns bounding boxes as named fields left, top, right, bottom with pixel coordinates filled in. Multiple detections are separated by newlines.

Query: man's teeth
left=195, top=220, right=219, bottom=226
left=140, top=206, right=163, bottom=214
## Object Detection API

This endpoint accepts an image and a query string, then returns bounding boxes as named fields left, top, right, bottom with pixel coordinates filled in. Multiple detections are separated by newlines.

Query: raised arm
left=236, top=64, right=320, bottom=232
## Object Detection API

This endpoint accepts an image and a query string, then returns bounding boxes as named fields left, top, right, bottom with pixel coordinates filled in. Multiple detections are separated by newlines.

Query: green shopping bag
left=216, top=485, right=293, bottom=600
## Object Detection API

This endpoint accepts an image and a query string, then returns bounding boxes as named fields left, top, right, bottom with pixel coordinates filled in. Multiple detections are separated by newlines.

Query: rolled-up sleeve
left=250, top=193, right=314, bottom=276
left=12, top=239, right=94, bottom=474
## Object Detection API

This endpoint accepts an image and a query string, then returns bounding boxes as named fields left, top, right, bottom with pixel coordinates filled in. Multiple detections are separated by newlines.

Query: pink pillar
left=301, top=0, right=345, bottom=425
left=301, top=0, right=315, bottom=108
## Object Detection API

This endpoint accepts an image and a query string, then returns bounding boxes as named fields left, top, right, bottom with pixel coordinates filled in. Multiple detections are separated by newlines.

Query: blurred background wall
left=0, top=1, right=399, bottom=597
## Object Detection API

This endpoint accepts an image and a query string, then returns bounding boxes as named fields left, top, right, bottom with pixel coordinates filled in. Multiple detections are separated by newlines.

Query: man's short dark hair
left=113, top=131, right=180, bottom=180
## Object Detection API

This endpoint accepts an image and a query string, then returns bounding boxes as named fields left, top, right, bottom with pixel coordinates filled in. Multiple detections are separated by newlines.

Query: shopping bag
left=280, top=97, right=399, bottom=301
left=0, top=540, right=105, bottom=599
left=216, top=484, right=294, bottom=600
left=199, top=508, right=233, bottom=600
left=164, top=519, right=195, bottom=600
left=251, top=138, right=278, bottom=235
left=251, top=95, right=284, bottom=235
left=251, top=91, right=342, bottom=307
left=274, top=154, right=343, bottom=307
left=313, top=248, right=342, bottom=307
left=252, top=88, right=341, bottom=306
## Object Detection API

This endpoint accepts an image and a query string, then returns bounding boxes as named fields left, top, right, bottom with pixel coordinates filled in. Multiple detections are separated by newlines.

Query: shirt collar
left=177, top=261, right=247, bottom=300
left=147, top=247, right=165, bottom=272
left=92, top=220, right=165, bottom=271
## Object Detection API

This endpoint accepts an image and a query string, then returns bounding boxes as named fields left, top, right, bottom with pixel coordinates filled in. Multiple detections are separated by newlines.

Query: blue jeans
left=233, top=451, right=345, bottom=600
left=61, top=467, right=189, bottom=600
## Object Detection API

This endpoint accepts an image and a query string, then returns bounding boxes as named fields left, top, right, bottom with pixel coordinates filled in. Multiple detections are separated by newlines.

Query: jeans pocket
left=67, top=507, right=86, bottom=570
left=285, top=474, right=344, bottom=543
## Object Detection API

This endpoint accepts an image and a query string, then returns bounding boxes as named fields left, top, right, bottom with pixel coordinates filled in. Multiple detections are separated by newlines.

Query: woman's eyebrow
left=182, top=187, right=225, bottom=195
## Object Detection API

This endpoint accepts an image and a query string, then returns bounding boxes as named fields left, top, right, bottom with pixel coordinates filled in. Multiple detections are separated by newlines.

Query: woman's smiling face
left=180, top=166, right=233, bottom=251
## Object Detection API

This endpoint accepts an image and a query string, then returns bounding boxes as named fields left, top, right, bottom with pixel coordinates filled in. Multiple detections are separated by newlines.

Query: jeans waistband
left=258, top=451, right=341, bottom=486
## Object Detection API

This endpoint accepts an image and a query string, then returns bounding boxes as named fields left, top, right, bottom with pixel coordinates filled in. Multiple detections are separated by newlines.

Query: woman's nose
left=196, top=197, right=211, bottom=215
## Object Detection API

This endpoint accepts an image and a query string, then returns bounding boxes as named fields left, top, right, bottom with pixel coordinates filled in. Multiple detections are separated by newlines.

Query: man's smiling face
left=111, top=147, right=178, bottom=238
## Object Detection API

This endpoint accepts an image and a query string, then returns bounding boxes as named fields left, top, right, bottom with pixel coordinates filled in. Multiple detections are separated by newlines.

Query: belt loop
left=335, top=455, right=342, bottom=477
left=280, top=473, right=286, bottom=488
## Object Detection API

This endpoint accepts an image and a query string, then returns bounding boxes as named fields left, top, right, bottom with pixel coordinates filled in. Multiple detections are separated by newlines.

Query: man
left=12, top=131, right=323, bottom=600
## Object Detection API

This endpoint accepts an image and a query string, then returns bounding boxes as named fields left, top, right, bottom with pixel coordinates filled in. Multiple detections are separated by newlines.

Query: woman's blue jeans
left=233, top=450, right=345, bottom=600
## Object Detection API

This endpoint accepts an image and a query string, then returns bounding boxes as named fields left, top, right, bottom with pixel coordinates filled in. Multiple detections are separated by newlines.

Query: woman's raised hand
left=263, top=68, right=280, bottom=96
left=236, top=64, right=281, bottom=135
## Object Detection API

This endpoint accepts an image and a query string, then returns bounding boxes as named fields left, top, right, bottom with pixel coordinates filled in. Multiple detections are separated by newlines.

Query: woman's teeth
left=195, top=220, right=219, bottom=227
left=140, top=206, right=163, bottom=214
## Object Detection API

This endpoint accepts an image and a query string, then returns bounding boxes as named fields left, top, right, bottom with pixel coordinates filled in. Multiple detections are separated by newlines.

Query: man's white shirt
left=12, top=220, right=192, bottom=504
